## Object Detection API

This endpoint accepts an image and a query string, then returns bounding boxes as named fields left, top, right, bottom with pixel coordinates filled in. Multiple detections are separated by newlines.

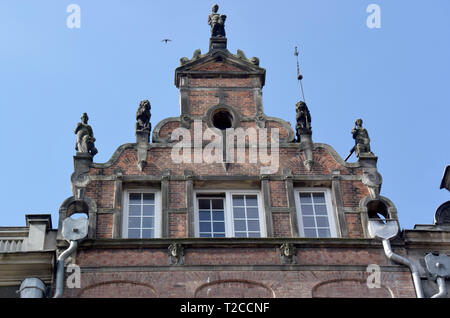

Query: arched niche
left=58, top=196, right=97, bottom=240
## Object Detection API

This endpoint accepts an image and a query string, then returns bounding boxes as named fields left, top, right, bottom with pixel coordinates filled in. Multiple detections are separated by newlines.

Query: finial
left=294, top=46, right=306, bottom=103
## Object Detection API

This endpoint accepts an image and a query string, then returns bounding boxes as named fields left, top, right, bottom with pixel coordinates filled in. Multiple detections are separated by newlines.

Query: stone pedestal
left=136, top=128, right=150, bottom=144
left=71, top=153, right=93, bottom=199
left=210, top=37, right=227, bottom=51
left=298, top=130, right=314, bottom=171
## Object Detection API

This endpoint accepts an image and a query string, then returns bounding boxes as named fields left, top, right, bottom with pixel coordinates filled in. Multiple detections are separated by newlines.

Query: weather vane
left=294, top=46, right=306, bottom=102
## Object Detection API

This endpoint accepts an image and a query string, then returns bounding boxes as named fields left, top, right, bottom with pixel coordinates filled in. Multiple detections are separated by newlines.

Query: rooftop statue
left=136, top=100, right=151, bottom=132
left=345, top=118, right=373, bottom=160
left=208, top=4, right=226, bottom=37
left=74, top=113, right=98, bottom=157
left=295, top=101, right=311, bottom=142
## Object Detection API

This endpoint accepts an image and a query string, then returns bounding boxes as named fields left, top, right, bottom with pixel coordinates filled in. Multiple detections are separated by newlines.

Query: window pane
left=246, top=208, right=259, bottom=219
left=198, top=199, right=210, bottom=209
left=143, top=193, right=155, bottom=204
left=128, top=229, right=140, bottom=239
left=304, top=229, right=317, bottom=238
left=316, top=217, right=329, bottom=228
left=233, top=207, right=245, bottom=219
left=318, top=229, right=331, bottom=238
left=234, top=220, right=246, bottom=231
left=302, top=216, right=315, bottom=228
left=315, top=205, right=327, bottom=215
left=199, top=211, right=210, bottom=221
left=200, top=233, right=212, bottom=238
left=142, top=229, right=154, bottom=238
left=142, top=217, right=154, bottom=228
left=211, top=199, right=223, bottom=210
left=199, top=222, right=211, bottom=233
left=247, top=220, right=260, bottom=232
left=129, top=193, right=141, bottom=204
left=301, top=204, right=314, bottom=215
left=213, top=222, right=225, bottom=233
left=214, top=233, right=226, bottom=238
left=143, top=205, right=154, bottom=216
left=235, top=232, right=247, bottom=237
left=299, top=193, right=312, bottom=204
left=129, top=205, right=141, bottom=216
left=232, top=196, right=245, bottom=207
left=128, top=217, right=141, bottom=228
left=212, top=210, right=224, bottom=221
left=245, top=195, right=258, bottom=207
left=312, top=193, right=325, bottom=204
left=248, top=232, right=260, bottom=238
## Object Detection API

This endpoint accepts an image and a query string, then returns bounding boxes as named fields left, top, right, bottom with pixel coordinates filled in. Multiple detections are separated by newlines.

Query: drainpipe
left=381, top=238, right=424, bottom=298
left=18, top=277, right=46, bottom=298
left=368, top=219, right=424, bottom=298
left=53, top=216, right=88, bottom=298
left=432, top=277, right=447, bottom=298
left=53, top=241, right=78, bottom=298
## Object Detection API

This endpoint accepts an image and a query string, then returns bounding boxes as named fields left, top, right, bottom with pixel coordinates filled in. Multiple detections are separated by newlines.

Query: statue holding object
left=208, top=4, right=227, bottom=37
left=345, top=118, right=373, bottom=161
left=74, top=113, right=98, bottom=157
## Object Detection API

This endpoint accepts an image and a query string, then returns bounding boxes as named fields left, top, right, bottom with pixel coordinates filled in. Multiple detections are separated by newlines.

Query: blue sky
left=0, top=0, right=448, bottom=230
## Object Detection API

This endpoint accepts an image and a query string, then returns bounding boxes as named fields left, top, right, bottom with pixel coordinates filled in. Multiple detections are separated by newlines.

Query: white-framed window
left=294, top=188, right=338, bottom=238
left=122, top=189, right=162, bottom=238
left=194, top=190, right=266, bottom=238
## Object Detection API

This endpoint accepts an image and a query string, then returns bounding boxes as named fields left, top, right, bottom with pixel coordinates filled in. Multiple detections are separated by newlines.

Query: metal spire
left=294, top=46, right=306, bottom=103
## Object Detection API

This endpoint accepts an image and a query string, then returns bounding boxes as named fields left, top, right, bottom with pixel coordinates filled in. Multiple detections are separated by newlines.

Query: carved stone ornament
left=362, top=170, right=383, bottom=199
left=74, top=113, right=98, bottom=157
left=280, top=243, right=297, bottom=265
left=255, top=111, right=266, bottom=128
left=168, top=243, right=185, bottom=265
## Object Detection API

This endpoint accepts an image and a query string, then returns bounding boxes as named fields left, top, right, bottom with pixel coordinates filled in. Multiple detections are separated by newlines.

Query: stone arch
left=359, top=195, right=398, bottom=238
left=194, top=279, right=275, bottom=298
left=78, top=280, right=158, bottom=298
left=58, top=196, right=97, bottom=239
left=312, top=278, right=393, bottom=298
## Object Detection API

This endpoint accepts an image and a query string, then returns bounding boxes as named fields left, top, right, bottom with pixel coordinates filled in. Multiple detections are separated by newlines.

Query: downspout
left=431, top=277, right=447, bottom=298
left=53, top=240, right=78, bottom=298
left=381, top=238, right=424, bottom=298
left=368, top=219, right=425, bottom=298
left=53, top=215, right=88, bottom=298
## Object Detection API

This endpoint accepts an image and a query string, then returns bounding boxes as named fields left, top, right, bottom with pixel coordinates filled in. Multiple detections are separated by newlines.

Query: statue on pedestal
left=74, top=113, right=98, bottom=157
left=208, top=4, right=226, bottom=37
left=136, top=100, right=151, bottom=132
left=345, top=118, right=373, bottom=161
left=295, top=101, right=311, bottom=142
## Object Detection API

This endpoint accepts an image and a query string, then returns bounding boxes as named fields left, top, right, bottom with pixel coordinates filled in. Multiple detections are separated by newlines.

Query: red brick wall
left=272, top=212, right=292, bottom=237
left=64, top=246, right=416, bottom=298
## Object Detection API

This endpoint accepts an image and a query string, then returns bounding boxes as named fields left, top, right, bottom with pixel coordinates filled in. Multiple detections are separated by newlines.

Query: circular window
left=212, top=109, right=233, bottom=130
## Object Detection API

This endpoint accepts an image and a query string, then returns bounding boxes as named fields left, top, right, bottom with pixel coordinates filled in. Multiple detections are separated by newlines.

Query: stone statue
left=208, top=4, right=226, bottom=37
left=295, top=101, right=311, bottom=141
left=351, top=118, right=372, bottom=157
left=74, top=113, right=98, bottom=157
left=136, top=100, right=151, bottom=132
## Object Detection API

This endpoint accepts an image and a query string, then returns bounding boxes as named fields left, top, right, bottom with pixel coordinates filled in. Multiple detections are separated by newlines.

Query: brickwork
left=62, top=268, right=415, bottom=298
left=272, top=212, right=292, bottom=237
left=169, top=213, right=187, bottom=238
left=57, top=36, right=412, bottom=298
